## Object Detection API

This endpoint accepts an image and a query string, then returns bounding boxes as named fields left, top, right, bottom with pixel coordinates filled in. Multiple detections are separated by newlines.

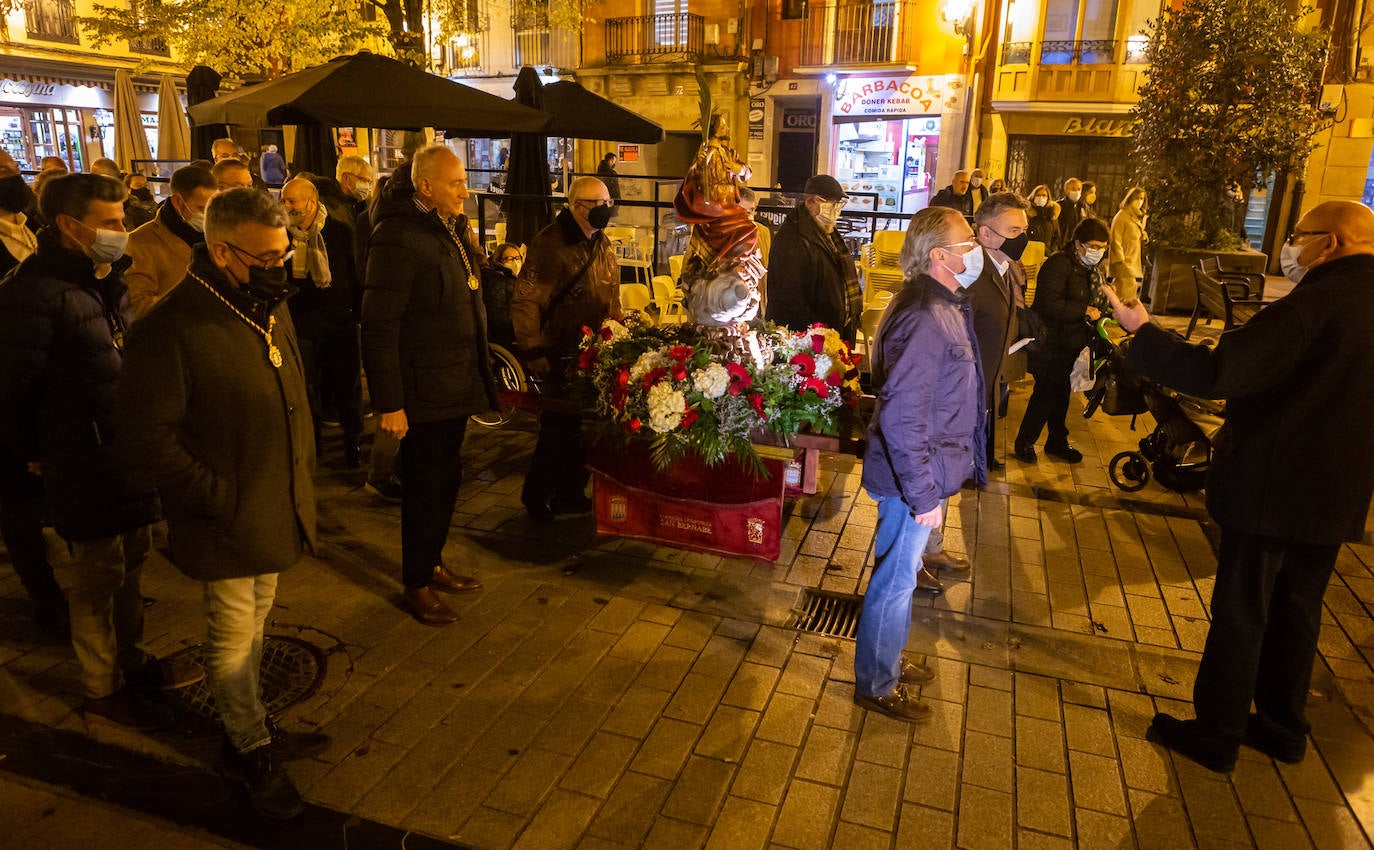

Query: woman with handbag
left=1013, top=217, right=1109, bottom=464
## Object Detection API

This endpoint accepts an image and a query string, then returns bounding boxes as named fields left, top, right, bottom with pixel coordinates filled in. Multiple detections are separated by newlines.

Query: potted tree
left=1131, top=0, right=1327, bottom=312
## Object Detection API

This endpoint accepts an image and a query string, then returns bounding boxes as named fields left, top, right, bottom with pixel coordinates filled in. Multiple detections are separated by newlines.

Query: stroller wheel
left=1109, top=451, right=1151, bottom=492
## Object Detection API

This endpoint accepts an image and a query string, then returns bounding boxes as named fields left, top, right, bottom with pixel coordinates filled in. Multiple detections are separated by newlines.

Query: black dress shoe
left=1243, top=714, right=1306, bottom=764
left=1044, top=443, right=1084, bottom=463
left=1146, top=712, right=1237, bottom=773
left=1013, top=442, right=1038, bottom=463
left=986, top=457, right=1005, bottom=471
left=265, top=719, right=331, bottom=761
left=914, top=570, right=943, bottom=596
left=524, top=498, right=555, bottom=523
left=221, top=745, right=306, bottom=820
left=365, top=475, right=403, bottom=502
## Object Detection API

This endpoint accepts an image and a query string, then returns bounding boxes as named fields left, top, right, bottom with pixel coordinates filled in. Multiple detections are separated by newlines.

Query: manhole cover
left=163, top=635, right=326, bottom=721
left=794, top=589, right=863, bottom=639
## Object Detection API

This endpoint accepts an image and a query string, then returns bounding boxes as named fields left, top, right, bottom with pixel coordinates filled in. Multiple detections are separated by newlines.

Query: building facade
left=1, top=0, right=183, bottom=173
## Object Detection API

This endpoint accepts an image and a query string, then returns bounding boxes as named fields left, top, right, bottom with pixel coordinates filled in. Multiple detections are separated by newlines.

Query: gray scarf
left=288, top=211, right=330, bottom=288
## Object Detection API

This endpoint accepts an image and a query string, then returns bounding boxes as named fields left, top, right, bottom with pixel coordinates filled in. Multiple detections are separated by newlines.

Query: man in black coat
left=929, top=170, right=976, bottom=221
left=0, top=173, right=198, bottom=730
left=281, top=177, right=364, bottom=466
left=1102, top=200, right=1374, bottom=774
left=117, top=188, right=327, bottom=819
left=969, top=192, right=1030, bottom=470
left=766, top=174, right=863, bottom=344
left=362, top=144, right=498, bottom=627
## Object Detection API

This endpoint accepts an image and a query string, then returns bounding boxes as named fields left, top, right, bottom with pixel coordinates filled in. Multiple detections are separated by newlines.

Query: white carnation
left=630, top=350, right=667, bottom=382
left=602, top=319, right=630, bottom=342
left=647, top=382, right=685, bottom=433
left=692, top=363, right=730, bottom=399
left=813, top=353, right=834, bottom=377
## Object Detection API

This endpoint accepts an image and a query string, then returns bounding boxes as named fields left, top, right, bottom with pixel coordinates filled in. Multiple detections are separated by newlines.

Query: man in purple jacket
left=855, top=206, right=988, bottom=723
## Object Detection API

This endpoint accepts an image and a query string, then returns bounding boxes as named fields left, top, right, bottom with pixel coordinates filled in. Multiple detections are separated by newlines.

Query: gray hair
left=205, top=188, right=287, bottom=243
left=411, top=143, right=458, bottom=185
left=974, top=191, right=1030, bottom=228
left=336, top=154, right=371, bottom=181
left=899, top=207, right=964, bottom=278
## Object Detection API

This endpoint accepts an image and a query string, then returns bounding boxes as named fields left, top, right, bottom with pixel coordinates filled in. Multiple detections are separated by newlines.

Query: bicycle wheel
left=470, top=343, right=527, bottom=428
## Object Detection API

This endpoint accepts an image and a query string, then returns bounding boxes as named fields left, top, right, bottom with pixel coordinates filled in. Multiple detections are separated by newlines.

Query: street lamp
left=940, top=0, right=977, bottom=36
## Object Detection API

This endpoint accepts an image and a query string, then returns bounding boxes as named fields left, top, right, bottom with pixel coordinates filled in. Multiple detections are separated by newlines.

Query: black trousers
left=522, top=411, right=588, bottom=509
left=1016, top=353, right=1075, bottom=448
left=1193, top=530, right=1339, bottom=746
left=0, top=453, right=62, bottom=611
left=399, top=418, right=468, bottom=589
left=299, top=324, right=363, bottom=440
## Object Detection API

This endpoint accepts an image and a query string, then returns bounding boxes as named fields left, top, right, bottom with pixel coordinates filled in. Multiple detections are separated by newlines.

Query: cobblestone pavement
left=1, top=366, right=1372, bottom=850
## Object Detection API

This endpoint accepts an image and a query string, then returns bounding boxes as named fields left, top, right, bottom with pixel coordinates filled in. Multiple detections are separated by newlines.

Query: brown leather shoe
left=900, top=658, right=936, bottom=685
left=924, top=550, right=971, bottom=572
left=854, top=684, right=932, bottom=723
left=430, top=565, right=483, bottom=593
left=915, top=570, right=944, bottom=596
left=403, top=587, right=459, bottom=626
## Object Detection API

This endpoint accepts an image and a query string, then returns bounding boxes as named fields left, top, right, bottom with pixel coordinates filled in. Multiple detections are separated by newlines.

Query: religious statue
left=672, top=112, right=766, bottom=327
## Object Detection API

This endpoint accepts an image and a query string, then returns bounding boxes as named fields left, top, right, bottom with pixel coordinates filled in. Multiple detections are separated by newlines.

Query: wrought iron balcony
left=129, top=36, right=171, bottom=57
left=513, top=11, right=580, bottom=69
left=26, top=0, right=80, bottom=44
left=1000, top=41, right=1033, bottom=65
left=605, top=13, right=703, bottom=64
left=800, top=0, right=919, bottom=67
left=993, top=38, right=1142, bottom=104
left=1036, top=40, right=1118, bottom=64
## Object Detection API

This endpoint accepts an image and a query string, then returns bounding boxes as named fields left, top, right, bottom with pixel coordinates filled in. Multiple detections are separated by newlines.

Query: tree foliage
left=1130, top=0, right=1327, bottom=248
left=77, top=0, right=381, bottom=78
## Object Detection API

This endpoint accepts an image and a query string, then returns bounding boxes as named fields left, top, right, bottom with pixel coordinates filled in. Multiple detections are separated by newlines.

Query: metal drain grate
left=794, top=589, right=864, bottom=639
left=162, top=635, right=326, bottom=721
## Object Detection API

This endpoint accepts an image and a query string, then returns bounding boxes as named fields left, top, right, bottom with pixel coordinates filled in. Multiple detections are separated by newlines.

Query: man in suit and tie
left=970, top=192, right=1031, bottom=471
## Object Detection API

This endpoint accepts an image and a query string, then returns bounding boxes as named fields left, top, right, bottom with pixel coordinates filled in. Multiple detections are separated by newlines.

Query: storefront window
left=833, top=116, right=941, bottom=215
left=0, top=109, right=30, bottom=171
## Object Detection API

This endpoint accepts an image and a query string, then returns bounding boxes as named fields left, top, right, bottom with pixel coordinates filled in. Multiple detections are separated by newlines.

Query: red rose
left=578, top=345, right=599, bottom=371
left=749, top=393, right=767, bottom=420
left=624, top=418, right=642, bottom=433
left=600, top=326, right=614, bottom=341
left=672, top=363, right=688, bottom=382
left=668, top=345, right=695, bottom=362
left=790, top=352, right=816, bottom=377
left=726, top=362, right=752, bottom=396
left=801, top=377, right=830, bottom=398
left=826, top=371, right=844, bottom=387
left=811, top=333, right=825, bottom=353
left=582, top=325, right=595, bottom=338
left=681, top=407, right=699, bottom=429
left=641, top=367, right=667, bottom=390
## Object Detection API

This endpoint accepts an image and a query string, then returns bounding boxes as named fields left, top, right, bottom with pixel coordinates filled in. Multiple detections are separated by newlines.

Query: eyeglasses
left=1286, top=229, right=1330, bottom=244
left=941, top=240, right=979, bottom=254
left=226, top=241, right=292, bottom=267
left=573, top=198, right=613, bottom=208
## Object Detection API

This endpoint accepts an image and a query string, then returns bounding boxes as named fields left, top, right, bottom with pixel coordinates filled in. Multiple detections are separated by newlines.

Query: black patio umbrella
left=186, top=65, right=228, bottom=159
left=503, top=66, right=553, bottom=247
left=290, top=122, right=339, bottom=182
left=187, top=51, right=549, bottom=135
left=540, top=81, right=665, bottom=144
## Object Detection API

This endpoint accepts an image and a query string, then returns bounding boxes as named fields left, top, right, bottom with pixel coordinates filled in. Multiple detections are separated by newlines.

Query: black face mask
left=0, top=177, right=30, bottom=214
left=998, top=231, right=1030, bottom=261
left=131, top=187, right=154, bottom=203
left=588, top=204, right=613, bottom=230
left=240, top=264, right=291, bottom=303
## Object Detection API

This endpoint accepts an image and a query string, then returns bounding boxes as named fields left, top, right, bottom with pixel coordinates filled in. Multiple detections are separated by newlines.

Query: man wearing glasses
left=118, top=188, right=328, bottom=819
left=1101, top=201, right=1374, bottom=774
left=511, top=177, right=620, bottom=522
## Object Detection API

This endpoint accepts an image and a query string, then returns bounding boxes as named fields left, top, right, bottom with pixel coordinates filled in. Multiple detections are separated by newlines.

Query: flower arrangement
left=577, top=312, right=862, bottom=474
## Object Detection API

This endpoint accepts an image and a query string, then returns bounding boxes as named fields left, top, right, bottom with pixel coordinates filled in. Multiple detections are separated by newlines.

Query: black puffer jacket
left=0, top=227, right=160, bottom=541
left=1029, top=248, right=1102, bottom=364
left=361, top=178, right=498, bottom=423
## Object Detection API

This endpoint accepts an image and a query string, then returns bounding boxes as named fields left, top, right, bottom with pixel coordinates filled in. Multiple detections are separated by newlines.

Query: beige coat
left=126, top=217, right=194, bottom=320
left=1109, top=209, right=1146, bottom=291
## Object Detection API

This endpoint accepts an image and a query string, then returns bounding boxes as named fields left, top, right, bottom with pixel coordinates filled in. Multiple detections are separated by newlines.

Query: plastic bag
left=1069, top=346, right=1094, bottom=393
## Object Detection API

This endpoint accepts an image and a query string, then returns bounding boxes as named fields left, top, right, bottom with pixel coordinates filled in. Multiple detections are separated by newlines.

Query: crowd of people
left=0, top=139, right=1370, bottom=819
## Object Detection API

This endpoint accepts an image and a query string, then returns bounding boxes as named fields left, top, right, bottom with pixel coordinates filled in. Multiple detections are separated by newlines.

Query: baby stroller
left=1082, top=320, right=1224, bottom=493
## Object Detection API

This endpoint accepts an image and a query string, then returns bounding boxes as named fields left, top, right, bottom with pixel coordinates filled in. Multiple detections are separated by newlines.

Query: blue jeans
left=202, top=573, right=278, bottom=754
left=855, top=496, right=932, bottom=698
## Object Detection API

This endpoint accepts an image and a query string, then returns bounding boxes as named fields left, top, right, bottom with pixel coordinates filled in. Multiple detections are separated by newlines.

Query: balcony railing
left=605, top=13, right=703, bottom=64
left=513, top=18, right=579, bottom=70
left=26, top=0, right=80, bottom=44
left=1001, top=41, right=1033, bottom=65
left=129, top=36, right=171, bottom=57
left=1037, top=39, right=1118, bottom=64
left=800, top=0, right=918, bottom=66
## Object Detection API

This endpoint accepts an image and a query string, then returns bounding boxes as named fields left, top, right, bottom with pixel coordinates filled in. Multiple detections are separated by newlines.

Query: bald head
left=568, top=176, right=608, bottom=200
left=1293, top=201, right=1374, bottom=272
left=281, top=176, right=320, bottom=228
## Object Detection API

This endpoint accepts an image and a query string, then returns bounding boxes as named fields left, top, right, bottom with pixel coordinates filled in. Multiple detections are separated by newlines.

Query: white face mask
left=1067, top=190, right=1082, bottom=202
left=1279, top=242, right=1310, bottom=283
left=814, top=200, right=843, bottom=231
left=1033, top=196, right=1048, bottom=207
left=1081, top=247, right=1105, bottom=266
left=351, top=178, right=373, bottom=202
left=942, top=245, right=984, bottom=288
left=183, top=207, right=206, bottom=232
left=501, top=258, right=522, bottom=276
left=75, top=220, right=129, bottom=263
left=970, top=177, right=983, bottom=188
